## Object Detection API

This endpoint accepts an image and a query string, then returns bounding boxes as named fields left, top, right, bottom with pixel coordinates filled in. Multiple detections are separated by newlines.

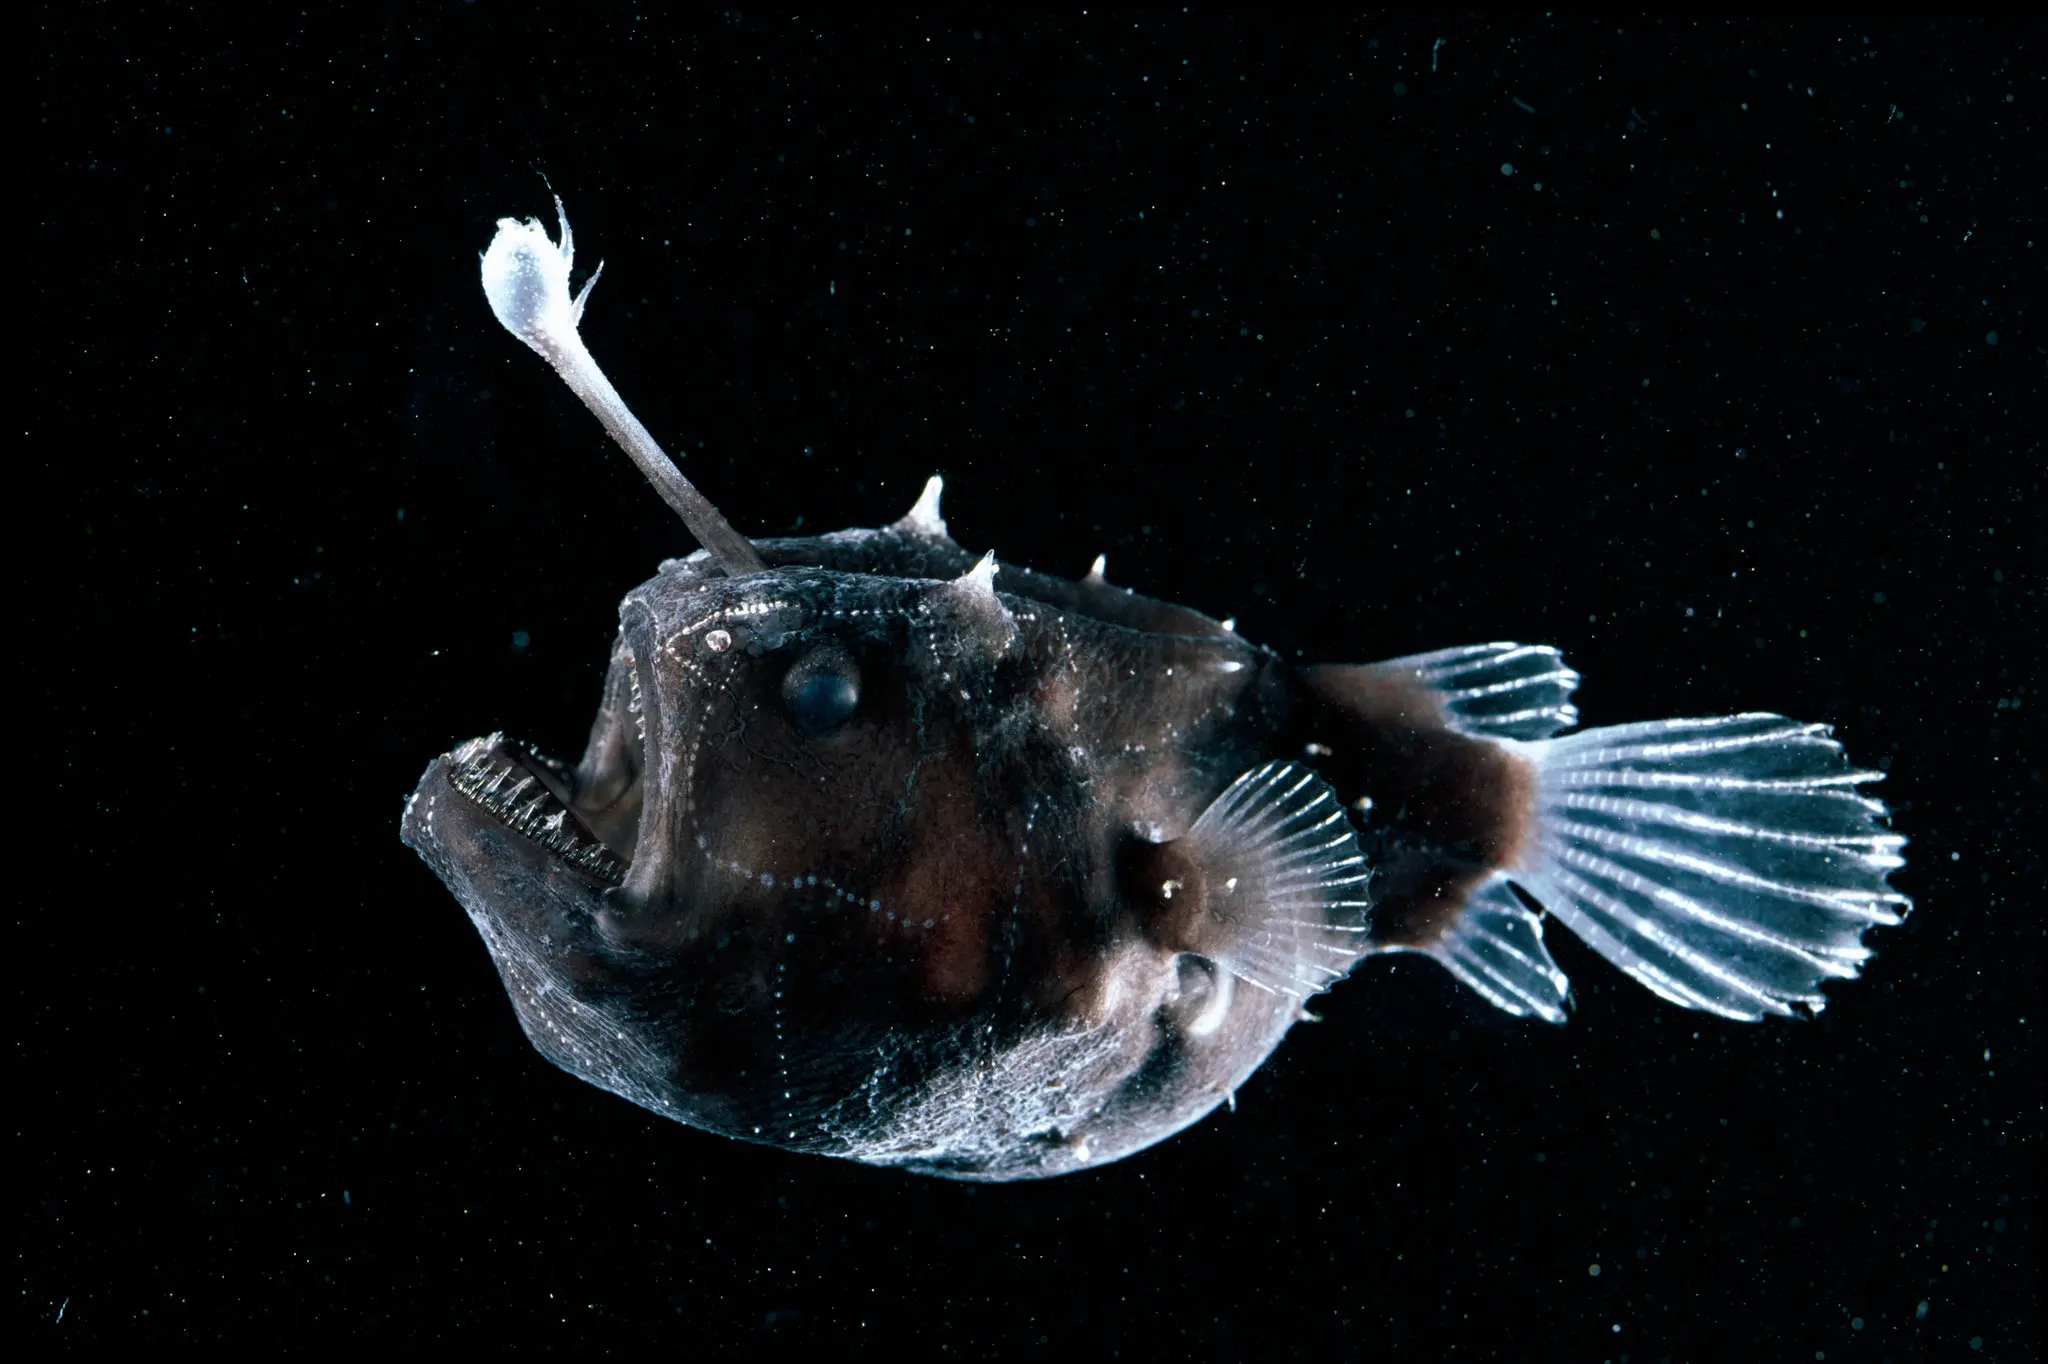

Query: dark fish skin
left=404, top=516, right=1444, bottom=1180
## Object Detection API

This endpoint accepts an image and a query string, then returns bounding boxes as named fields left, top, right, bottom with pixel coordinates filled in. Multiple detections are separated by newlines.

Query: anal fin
left=1414, top=877, right=1571, bottom=1022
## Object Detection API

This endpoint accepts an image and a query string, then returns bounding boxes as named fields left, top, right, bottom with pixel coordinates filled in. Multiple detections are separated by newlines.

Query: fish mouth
left=444, top=733, right=630, bottom=886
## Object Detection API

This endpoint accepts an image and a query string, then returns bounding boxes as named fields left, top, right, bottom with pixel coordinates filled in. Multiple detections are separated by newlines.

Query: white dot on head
left=704, top=628, right=733, bottom=653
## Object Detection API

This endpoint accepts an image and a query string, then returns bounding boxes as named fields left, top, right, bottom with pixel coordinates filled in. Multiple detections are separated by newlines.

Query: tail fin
left=1506, top=714, right=1909, bottom=1020
left=1309, top=645, right=1910, bottom=1022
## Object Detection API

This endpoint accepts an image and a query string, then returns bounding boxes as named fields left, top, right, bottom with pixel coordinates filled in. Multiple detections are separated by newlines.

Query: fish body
left=401, top=203, right=1909, bottom=1180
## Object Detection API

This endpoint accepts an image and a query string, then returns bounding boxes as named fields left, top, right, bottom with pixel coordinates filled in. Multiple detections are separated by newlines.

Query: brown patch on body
left=885, top=746, right=1009, bottom=1006
left=1296, top=663, right=1542, bottom=950
left=917, top=894, right=993, bottom=1005
left=1118, top=836, right=1209, bottom=952
left=1029, top=663, right=1081, bottom=732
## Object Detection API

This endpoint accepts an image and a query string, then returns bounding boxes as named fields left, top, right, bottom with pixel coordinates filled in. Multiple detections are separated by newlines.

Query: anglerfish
left=401, top=200, right=1910, bottom=1181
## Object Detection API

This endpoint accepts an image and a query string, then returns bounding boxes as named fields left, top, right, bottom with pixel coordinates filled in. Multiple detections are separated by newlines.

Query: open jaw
left=443, top=732, right=633, bottom=886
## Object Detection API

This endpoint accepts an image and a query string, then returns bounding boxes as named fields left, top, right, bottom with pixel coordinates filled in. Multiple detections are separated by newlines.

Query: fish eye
left=781, top=645, right=861, bottom=735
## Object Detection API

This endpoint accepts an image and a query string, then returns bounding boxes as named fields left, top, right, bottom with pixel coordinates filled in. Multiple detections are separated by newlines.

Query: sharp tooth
left=442, top=737, right=629, bottom=886
left=452, top=735, right=495, bottom=766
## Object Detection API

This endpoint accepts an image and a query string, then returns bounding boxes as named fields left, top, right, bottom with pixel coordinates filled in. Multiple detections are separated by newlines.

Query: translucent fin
left=1179, top=762, right=1374, bottom=1000
left=1419, top=877, right=1571, bottom=1023
left=1368, top=641, right=1581, bottom=741
left=1509, top=714, right=1911, bottom=1020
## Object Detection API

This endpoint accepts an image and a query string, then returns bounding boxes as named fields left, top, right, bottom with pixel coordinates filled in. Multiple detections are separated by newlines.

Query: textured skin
left=401, top=522, right=1497, bottom=1179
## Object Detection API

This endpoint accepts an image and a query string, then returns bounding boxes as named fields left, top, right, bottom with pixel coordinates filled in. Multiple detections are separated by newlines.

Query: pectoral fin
left=1128, top=763, right=1373, bottom=1000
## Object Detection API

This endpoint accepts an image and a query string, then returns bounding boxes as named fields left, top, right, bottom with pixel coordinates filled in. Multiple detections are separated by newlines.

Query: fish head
left=400, top=555, right=1098, bottom=1155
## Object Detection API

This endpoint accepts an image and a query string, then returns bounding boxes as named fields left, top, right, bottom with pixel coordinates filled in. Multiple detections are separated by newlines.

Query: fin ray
left=1178, top=762, right=1375, bottom=1000
left=1509, top=714, right=1909, bottom=1021
left=1412, top=877, right=1571, bottom=1022
left=1368, top=641, right=1582, bottom=740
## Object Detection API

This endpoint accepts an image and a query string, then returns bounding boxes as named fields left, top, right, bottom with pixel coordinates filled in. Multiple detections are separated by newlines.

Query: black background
left=33, top=11, right=2040, bottom=1359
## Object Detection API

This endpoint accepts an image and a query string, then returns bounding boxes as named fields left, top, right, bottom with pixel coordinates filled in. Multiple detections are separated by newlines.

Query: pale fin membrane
left=1367, top=641, right=1581, bottom=741
left=1420, top=876, right=1571, bottom=1023
left=1181, top=763, right=1374, bottom=1000
left=1507, top=714, right=1911, bottom=1020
